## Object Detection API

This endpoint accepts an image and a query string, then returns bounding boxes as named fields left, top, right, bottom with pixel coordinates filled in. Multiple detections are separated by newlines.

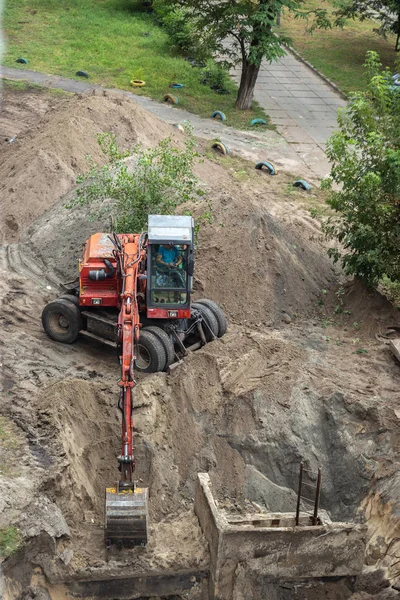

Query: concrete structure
left=194, top=473, right=367, bottom=600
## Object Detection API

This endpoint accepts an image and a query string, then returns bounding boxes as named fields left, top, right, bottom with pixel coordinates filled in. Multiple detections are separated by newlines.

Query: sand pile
left=0, top=89, right=178, bottom=243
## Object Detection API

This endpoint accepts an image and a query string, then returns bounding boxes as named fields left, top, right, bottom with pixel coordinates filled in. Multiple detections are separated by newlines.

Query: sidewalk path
left=231, top=53, right=346, bottom=150
left=1, top=64, right=332, bottom=180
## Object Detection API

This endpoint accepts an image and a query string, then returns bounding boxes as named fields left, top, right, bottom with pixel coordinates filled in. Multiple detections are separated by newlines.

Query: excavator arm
left=105, top=234, right=149, bottom=548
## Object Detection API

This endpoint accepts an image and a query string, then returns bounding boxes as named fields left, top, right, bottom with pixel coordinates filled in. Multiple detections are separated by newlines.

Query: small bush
left=322, top=51, right=400, bottom=289
left=69, top=127, right=203, bottom=233
left=153, top=2, right=210, bottom=61
left=200, top=61, right=231, bottom=95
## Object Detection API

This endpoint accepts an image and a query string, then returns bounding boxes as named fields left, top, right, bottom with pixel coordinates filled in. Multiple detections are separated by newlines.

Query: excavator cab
left=146, top=215, right=194, bottom=320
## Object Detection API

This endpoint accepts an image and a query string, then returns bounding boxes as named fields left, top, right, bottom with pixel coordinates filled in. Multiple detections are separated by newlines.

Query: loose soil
left=0, top=84, right=399, bottom=600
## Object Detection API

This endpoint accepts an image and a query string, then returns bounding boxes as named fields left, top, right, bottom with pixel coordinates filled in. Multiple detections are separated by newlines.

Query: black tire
left=135, top=330, right=167, bottom=373
left=192, top=302, right=219, bottom=342
left=42, top=299, right=82, bottom=344
left=59, top=294, right=80, bottom=307
left=142, top=326, right=175, bottom=371
left=196, top=299, right=227, bottom=338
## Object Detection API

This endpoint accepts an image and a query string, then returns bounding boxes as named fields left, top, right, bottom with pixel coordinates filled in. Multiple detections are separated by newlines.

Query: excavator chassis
left=105, top=485, right=149, bottom=548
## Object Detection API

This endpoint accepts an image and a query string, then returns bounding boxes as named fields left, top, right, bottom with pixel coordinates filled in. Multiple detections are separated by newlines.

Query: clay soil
left=0, top=83, right=400, bottom=600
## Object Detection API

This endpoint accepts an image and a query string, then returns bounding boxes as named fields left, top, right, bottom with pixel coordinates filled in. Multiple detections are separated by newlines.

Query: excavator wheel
left=58, top=293, right=80, bottom=307
left=192, top=302, right=219, bottom=342
left=142, top=326, right=175, bottom=371
left=135, top=330, right=167, bottom=373
left=42, top=299, right=82, bottom=344
left=195, top=299, right=227, bottom=338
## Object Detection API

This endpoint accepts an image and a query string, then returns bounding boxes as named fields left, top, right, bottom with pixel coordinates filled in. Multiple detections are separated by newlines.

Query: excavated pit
left=0, top=87, right=400, bottom=600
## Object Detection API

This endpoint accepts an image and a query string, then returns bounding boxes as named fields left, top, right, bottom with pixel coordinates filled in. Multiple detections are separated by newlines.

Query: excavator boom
left=104, top=233, right=148, bottom=548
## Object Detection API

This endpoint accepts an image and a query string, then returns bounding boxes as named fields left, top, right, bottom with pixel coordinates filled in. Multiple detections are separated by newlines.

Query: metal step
left=80, top=329, right=117, bottom=348
left=81, top=310, right=117, bottom=326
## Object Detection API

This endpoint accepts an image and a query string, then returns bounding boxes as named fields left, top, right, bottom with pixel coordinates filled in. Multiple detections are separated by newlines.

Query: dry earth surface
left=0, top=83, right=399, bottom=600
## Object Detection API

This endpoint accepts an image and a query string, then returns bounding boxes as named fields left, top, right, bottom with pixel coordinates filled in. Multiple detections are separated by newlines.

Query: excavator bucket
left=105, top=486, right=148, bottom=548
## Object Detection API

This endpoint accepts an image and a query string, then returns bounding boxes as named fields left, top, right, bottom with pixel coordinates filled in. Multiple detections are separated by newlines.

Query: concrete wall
left=194, top=473, right=367, bottom=600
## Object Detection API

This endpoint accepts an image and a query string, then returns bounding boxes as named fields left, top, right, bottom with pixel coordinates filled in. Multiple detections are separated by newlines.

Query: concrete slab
left=292, top=91, right=320, bottom=98
left=305, top=104, right=337, bottom=113
left=195, top=474, right=367, bottom=600
left=273, top=98, right=302, bottom=107
left=285, top=84, right=316, bottom=91
left=268, top=90, right=296, bottom=97
left=257, top=83, right=290, bottom=91
left=267, top=109, right=297, bottom=119
left=325, top=99, right=347, bottom=107
left=389, top=339, right=400, bottom=362
left=281, top=128, right=316, bottom=144
left=316, top=92, right=345, bottom=99
left=297, top=97, right=328, bottom=105
left=272, top=118, right=299, bottom=127
left=288, top=110, right=315, bottom=121
left=274, top=77, right=304, bottom=83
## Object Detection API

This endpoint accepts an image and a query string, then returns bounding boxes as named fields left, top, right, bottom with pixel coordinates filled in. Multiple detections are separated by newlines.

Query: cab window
left=150, top=244, right=188, bottom=305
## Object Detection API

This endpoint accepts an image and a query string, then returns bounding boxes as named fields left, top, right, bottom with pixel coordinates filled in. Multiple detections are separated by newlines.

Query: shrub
left=69, top=127, right=202, bottom=233
left=322, top=51, right=400, bottom=288
left=200, top=61, right=231, bottom=95
left=152, top=2, right=210, bottom=61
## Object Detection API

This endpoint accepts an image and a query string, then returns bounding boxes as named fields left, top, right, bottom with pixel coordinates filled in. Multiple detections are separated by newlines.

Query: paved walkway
left=1, top=63, right=336, bottom=180
left=231, top=52, right=346, bottom=150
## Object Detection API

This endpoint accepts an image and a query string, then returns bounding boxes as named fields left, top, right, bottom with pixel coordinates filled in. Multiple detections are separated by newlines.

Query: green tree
left=69, top=129, right=201, bottom=233
left=322, top=51, right=400, bottom=288
left=154, top=0, right=328, bottom=110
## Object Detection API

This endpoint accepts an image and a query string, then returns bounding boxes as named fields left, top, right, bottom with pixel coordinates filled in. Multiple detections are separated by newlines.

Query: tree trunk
left=395, top=13, right=400, bottom=51
left=235, top=60, right=261, bottom=110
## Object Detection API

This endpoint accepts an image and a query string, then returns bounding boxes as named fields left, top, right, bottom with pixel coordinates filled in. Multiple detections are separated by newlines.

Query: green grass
left=0, top=527, right=20, bottom=558
left=279, top=1, right=399, bottom=94
left=2, top=0, right=268, bottom=129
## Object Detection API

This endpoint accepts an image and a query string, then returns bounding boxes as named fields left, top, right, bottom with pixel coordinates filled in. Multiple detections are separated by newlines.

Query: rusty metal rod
left=312, top=467, right=322, bottom=526
left=299, top=495, right=316, bottom=503
left=301, top=481, right=317, bottom=489
left=296, top=462, right=303, bottom=526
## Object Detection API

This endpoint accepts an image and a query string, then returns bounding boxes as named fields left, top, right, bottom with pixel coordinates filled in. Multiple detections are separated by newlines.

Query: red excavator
left=41, top=215, right=226, bottom=548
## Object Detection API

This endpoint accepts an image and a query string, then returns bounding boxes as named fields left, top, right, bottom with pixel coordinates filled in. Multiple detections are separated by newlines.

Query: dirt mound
left=0, top=89, right=178, bottom=243
left=0, top=83, right=63, bottom=144
left=190, top=187, right=335, bottom=326
left=321, top=278, right=400, bottom=338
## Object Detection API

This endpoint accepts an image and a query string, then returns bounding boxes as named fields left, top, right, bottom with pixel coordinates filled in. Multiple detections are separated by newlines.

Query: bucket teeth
left=105, top=487, right=148, bottom=548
